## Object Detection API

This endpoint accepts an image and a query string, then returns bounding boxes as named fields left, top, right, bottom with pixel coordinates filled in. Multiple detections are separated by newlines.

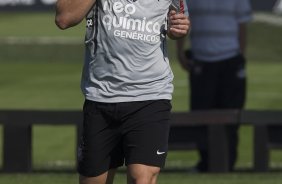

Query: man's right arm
left=55, top=0, right=96, bottom=30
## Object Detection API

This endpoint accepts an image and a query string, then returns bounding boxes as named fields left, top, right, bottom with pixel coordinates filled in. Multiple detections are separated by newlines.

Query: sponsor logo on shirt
left=102, top=1, right=166, bottom=43
left=86, top=18, right=94, bottom=28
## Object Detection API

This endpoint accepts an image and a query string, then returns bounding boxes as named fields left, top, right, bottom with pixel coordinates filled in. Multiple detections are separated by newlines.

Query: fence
left=0, top=109, right=282, bottom=173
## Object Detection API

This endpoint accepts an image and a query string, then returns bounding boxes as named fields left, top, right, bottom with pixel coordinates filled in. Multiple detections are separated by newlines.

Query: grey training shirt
left=81, top=0, right=181, bottom=103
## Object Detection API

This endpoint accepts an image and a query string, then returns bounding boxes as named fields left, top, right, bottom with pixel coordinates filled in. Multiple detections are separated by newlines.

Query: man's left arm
left=239, top=23, right=247, bottom=56
left=167, top=10, right=191, bottom=40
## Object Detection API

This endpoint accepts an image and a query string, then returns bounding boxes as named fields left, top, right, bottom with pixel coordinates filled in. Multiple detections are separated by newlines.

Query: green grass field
left=0, top=12, right=282, bottom=183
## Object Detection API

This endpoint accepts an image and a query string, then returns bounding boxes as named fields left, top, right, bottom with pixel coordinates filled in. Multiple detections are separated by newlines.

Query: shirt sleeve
left=236, top=0, right=252, bottom=23
left=184, top=0, right=189, bottom=17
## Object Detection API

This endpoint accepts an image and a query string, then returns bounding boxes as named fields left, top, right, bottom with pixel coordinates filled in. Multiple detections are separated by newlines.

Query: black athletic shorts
left=77, top=99, right=171, bottom=177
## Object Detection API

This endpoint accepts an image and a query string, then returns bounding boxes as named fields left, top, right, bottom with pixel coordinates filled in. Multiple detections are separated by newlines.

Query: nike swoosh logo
left=157, top=150, right=166, bottom=155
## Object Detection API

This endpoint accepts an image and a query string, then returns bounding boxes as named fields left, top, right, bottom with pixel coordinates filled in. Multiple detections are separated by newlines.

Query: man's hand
left=167, top=10, right=190, bottom=40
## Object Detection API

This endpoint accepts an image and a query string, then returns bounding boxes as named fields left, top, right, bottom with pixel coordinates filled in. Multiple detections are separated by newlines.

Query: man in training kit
left=55, top=0, right=190, bottom=183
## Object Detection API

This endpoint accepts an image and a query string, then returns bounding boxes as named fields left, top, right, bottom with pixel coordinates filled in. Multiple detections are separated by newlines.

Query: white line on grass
left=0, top=36, right=82, bottom=45
left=0, top=12, right=282, bottom=45
left=46, top=160, right=75, bottom=167
left=1, top=13, right=281, bottom=45
left=250, top=91, right=282, bottom=98
left=253, top=13, right=282, bottom=26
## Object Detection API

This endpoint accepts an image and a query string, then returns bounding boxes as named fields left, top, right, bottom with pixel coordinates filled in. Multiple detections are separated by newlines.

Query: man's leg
left=219, top=54, right=246, bottom=171
left=225, top=124, right=239, bottom=171
left=79, top=169, right=117, bottom=184
left=127, top=164, right=160, bottom=184
left=189, top=61, right=219, bottom=172
left=78, top=100, right=124, bottom=183
left=120, top=100, right=170, bottom=183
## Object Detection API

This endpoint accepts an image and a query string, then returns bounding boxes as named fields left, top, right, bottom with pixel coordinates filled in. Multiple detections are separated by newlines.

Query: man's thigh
left=78, top=100, right=124, bottom=177
left=189, top=62, right=219, bottom=109
left=120, top=100, right=172, bottom=168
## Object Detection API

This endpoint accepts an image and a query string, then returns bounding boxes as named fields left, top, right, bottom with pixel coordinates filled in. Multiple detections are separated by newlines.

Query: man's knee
left=127, top=164, right=160, bottom=184
left=79, top=169, right=116, bottom=184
